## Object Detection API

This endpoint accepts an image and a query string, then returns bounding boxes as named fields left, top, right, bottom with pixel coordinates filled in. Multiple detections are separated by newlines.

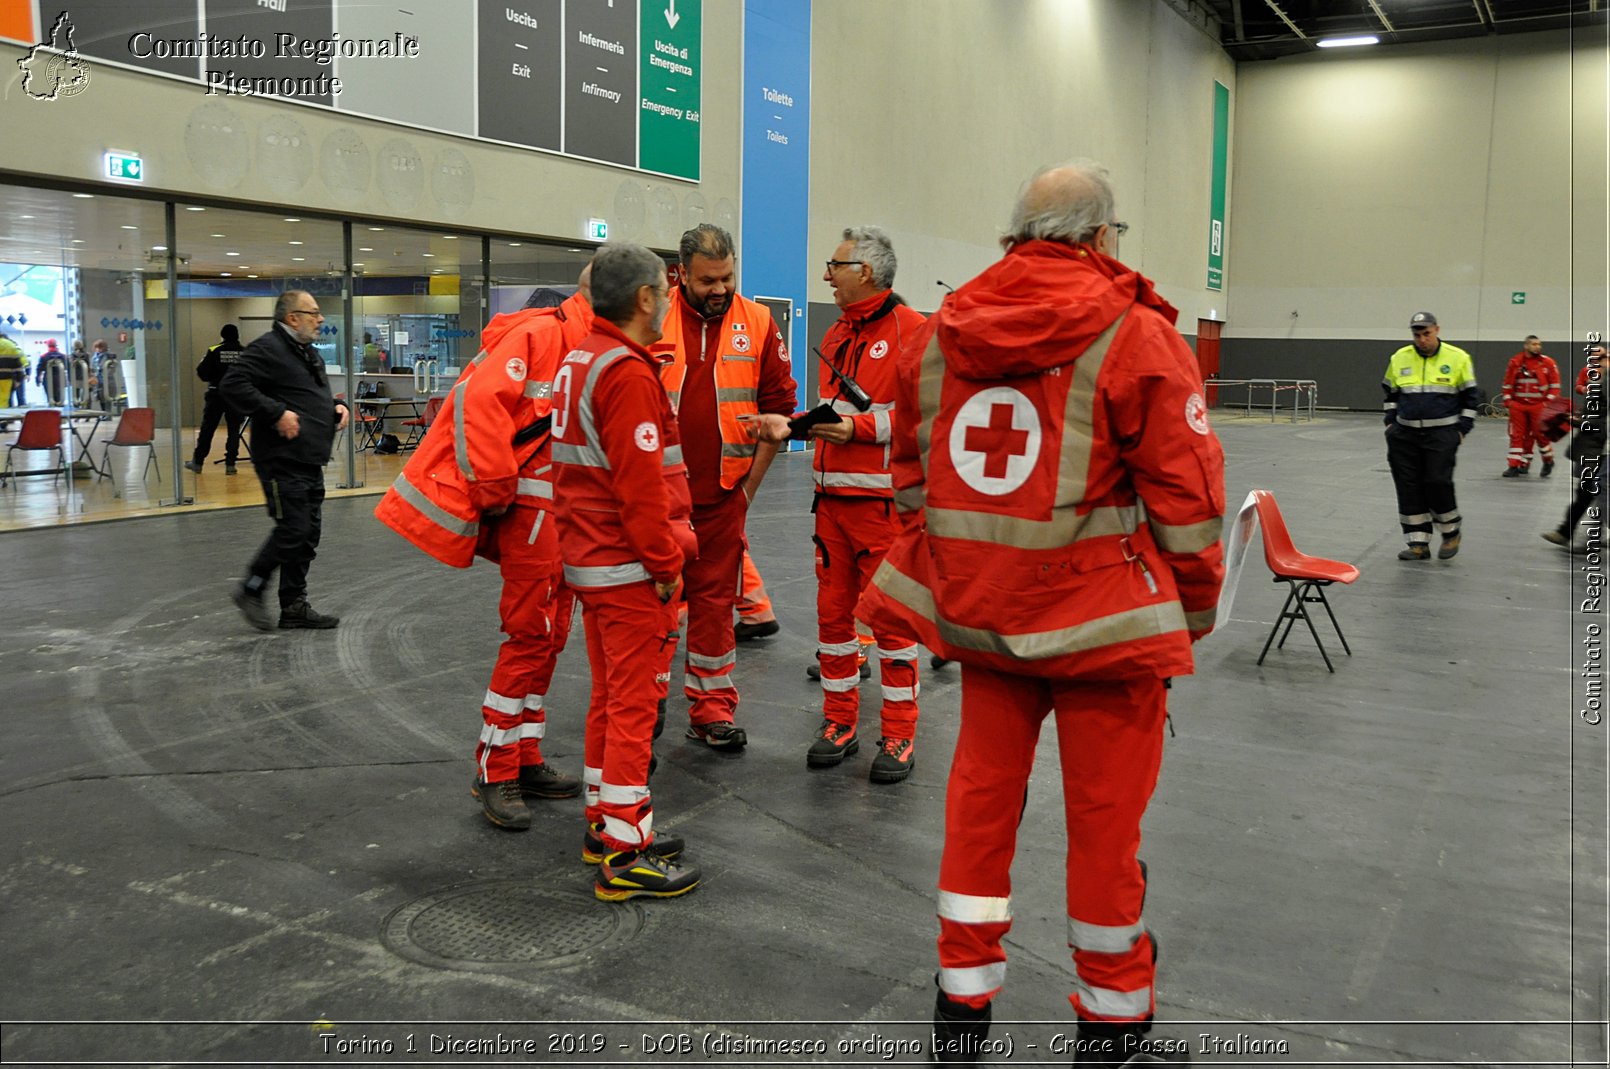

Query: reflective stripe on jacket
left=1381, top=342, right=1479, bottom=432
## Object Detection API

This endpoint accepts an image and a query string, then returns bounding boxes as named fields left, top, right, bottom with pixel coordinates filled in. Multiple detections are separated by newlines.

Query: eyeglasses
left=288, top=308, right=324, bottom=319
left=825, top=259, right=864, bottom=270
left=1109, top=221, right=1130, bottom=236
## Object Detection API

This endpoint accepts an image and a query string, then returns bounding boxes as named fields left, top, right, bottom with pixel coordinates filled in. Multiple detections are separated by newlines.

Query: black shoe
left=806, top=720, right=859, bottom=768
left=278, top=598, right=340, bottom=629
left=470, top=778, right=531, bottom=830
left=930, top=654, right=951, bottom=670
left=582, top=822, right=684, bottom=864
left=1437, top=532, right=1461, bottom=560
left=1072, top=1024, right=1192, bottom=1067
left=518, top=762, right=582, bottom=799
left=225, top=464, right=238, bottom=476
left=1397, top=545, right=1430, bottom=561
left=1542, top=529, right=1571, bottom=547
left=231, top=584, right=273, bottom=631
left=654, top=698, right=666, bottom=740
left=870, top=737, right=915, bottom=783
left=183, top=459, right=203, bottom=474
left=1541, top=460, right=1554, bottom=478
left=595, top=848, right=701, bottom=901
left=685, top=720, right=748, bottom=750
left=932, top=983, right=992, bottom=1064
left=806, top=659, right=871, bottom=681
left=1502, top=466, right=1526, bottom=478
left=734, top=619, right=780, bottom=641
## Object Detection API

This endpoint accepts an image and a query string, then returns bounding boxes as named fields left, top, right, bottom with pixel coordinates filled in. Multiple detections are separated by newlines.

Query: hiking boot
left=278, top=598, right=340, bottom=629
left=1542, top=528, right=1571, bottom=547
left=582, top=822, right=684, bottom=864
left=931, top=983, right=992, bottom=1064
left=1072, top=1024, right=1192, bottom=1066
left=686, top=720, right=748, bottom=750
left=594, top=848, right=701, bottom=901
left=183, top=459, right=203, bottom=474
left=1541, top=460, right=1554, bottom=478
left=734, top=619, right=780, bottom=641
left=806, top=720, right=859, bottom=768
left=806, top=659, right=870, bottom=681
left=231, top=583, right=273, bottom=631
left=654, top=698, right=666, bottom=740
left=870, top=737, right=915, bottom=783
left=1437, top=532, right=1462, bottom=560
left=225, top=464, right=238, bottom=476
left=1502, top=466, right=1525, bottom=478
left=518, top=762, right=581, bottom=799
left=1397, top=545, right=1430, bottom=561
left=470, top=778, right=531, bottom=830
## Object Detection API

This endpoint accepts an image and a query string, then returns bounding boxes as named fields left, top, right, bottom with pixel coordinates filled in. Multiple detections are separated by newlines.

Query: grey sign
left=478, top=0, right=563, bottom=151
left=336, top=0, right=470, bottom=137
left=563, top=0, right=638, bottom=167
left=204, top=0, right=338, bottom=106
left=69, top=0, right=200, bottom=79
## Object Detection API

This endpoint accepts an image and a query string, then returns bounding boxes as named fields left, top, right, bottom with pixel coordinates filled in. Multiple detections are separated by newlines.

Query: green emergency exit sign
left=1511, top=291, right=1526, bottom=305
left=104, top=151, right=143, bottom=182
left=586, top=218, right=608, bottom=242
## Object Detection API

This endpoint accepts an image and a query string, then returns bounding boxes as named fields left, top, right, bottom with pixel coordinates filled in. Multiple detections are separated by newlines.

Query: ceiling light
left=283, top=217, right=301, bottom=222
left=225, top=251, right=240, bottom=257
left=291, top=256, right=306, bottom=261
left=247, top=274, right=258, bottom=278
left=19, top=214, right=34, bottom=219
left=185, top=206, right=206, bottom=211
left=422, top=252, right=435, bottom=257
left=152, top=245, right=168, bottom=251
left=358, top=247, right=373, bottom=252
left=1317, top=35, right=1379, bottom=48
left=442, top=235, right=458, bottom=240
left=72, top=193, right=94, bottom=199
left=219, top=272, right=232, bottom=277
left=508, top=242, right=522, bottom=247
left=288, top=240, right=303, bottom=245
left=121, top=225, right=138, bottom=230
left=352, top=262, right=364, bottom=267
left=368, top=226, right=385, bottom=231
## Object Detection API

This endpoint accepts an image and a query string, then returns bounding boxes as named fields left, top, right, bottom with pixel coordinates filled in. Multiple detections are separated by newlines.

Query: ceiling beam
left=1260, top=0, right=1308, bottom=40
left=1365, top=0, right=1396, bottom=36
left=1231, top=0, right=1246, bottom=43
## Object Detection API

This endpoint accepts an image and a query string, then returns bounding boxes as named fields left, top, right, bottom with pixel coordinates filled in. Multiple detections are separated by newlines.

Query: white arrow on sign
left=665, top=0, right=680, bottom=29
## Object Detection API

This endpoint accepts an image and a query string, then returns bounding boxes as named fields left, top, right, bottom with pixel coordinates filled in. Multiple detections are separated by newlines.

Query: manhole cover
left=382, top=880, right=642, bottom=971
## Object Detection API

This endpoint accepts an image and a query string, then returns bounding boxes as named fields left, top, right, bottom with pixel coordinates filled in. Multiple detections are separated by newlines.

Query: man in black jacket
left=186, top=324, right=245, bottom=475
left=220, top=291, right=350, bottom=630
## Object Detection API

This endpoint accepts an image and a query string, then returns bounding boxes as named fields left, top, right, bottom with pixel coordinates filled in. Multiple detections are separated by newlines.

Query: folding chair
left=1251, top=489, right=1360, bottom=672
left=99, top=407, right=159, bottom=496
left=2, top=409, right=65, bottom=489
left=400, top=395, right=444, bottom=448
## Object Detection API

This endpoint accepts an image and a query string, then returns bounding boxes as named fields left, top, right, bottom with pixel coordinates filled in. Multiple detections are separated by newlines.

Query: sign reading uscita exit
left=104, top=151, right=143, bottom=182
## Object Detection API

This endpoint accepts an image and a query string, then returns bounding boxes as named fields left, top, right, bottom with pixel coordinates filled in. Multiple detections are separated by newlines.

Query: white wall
left=1226, top=27, right=1607, bottom=345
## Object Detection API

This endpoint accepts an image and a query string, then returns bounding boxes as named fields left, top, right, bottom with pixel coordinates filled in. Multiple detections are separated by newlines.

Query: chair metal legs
left=1257, top=578, right=1350, bottom=673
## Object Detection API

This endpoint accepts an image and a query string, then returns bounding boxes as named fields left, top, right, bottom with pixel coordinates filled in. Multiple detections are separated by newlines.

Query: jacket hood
left=482, top=291, right=587, bottom=352
left=934, top=240, right=1178, bottom=381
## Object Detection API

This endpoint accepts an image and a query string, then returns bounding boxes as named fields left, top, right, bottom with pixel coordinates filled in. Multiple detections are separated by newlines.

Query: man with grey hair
left=553, top=242, right=700, bottom=901
left=222, top=289, right=350, bottom=630
left=788, top=226, right=930, bottom=781
left=650, top=224, right=798, bottom=751
left=853, top=162, right=1221, bottom=1065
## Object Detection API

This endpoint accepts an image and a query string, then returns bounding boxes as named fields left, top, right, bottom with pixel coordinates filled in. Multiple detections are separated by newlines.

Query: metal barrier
left=1207, top=378, right=1318, bottom=423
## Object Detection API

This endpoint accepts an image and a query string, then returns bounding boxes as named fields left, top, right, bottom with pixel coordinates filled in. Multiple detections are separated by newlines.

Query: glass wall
left=0, top=179, right=606, bottom=531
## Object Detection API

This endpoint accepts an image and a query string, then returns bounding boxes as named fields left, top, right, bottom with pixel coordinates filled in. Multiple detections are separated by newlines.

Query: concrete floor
left=1, top=411, right=1603, bottom=1067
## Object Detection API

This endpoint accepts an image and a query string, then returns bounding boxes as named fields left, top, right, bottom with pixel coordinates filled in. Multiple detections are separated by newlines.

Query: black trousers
left=1386, top=424, right=1462, bottom=545
left=1563, top=438, right=1606, bottom=534
left=248, top=460, right=325, bottom=608
left=193, top=389, right=243, bottom=464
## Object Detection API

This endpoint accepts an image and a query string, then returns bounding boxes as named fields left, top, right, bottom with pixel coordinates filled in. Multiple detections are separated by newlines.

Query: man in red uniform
left=552, top=242, right=700, bottom=902
left=375, top=270, right=592, bottom=831
left=858, top=162, right=1223, bottom=1066
left=1500, top=335, right=1562, bottom=477
left=651, top=224, right=798, bottom=750
left=800, top=226, right=928, bottom=782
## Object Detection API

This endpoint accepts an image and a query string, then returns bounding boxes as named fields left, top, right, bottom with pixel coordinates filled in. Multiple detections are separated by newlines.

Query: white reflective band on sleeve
left=938, top=891, right=1012, bottom=924
left=881, top=685, right=918, bottom=702
left=516, top=477, right=553, bottom=499
left=523, top=379, right=552, bottom=398
left=601, top=815, right=647, bottom=846
left=598, top=781, right=651, bottom=805
left=1184, top=608, right=1217, bottom=632
left=483, top=689, right=525, bottom=715
left=1074, top=979, right=1152, bottom=1018
left=820, top=674, right=861, bottom=692
left=563, top=561, right=651, bottom=587
left=662, top=444, right=683, bottom=466
left=878, top=644, right=919, bottom=661
left=391, top=472, right=479, bottom=538
left=818, top=640, right=862, bottom=656
left=686, top=650, right=736, bottom=671
left=872, top=409, right=892, bottom=444
left=939, top=963, right=1006, bottom=998
left=552, top=440, right=610, bottom=468
left=685, top=674, right=735, bottom=692
left=1067, top=916, right=1146, bottom=954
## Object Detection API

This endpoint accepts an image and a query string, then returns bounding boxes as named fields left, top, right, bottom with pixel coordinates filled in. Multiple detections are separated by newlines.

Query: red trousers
left=936, top=665, right=1166, bottom=1024
left=737, top=550, right=775, bottom=623
left=814, top=496, right=919, bottom=739
left=678, top=489, right=747, bottom=725
left=578, top=582, right=680, bottom=852
left=1506, top=402, right=1553, bottom=469
left=474, top=505, right=575, bottom=783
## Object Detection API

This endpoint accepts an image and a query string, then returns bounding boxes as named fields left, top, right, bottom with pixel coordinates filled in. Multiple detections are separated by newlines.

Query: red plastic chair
left=400, top=395, right=444, bottom=448
left=1252, top=489, right=1360, bottom=672
left=99, top=407, right=159, bottom=493
left=2, top=409, right=65, bottom=488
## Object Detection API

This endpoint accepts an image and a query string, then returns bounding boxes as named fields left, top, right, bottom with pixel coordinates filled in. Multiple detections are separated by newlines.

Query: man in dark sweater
left=220, top=291, right=350, bottom=630
left=186, top=324, right=245, bottom=475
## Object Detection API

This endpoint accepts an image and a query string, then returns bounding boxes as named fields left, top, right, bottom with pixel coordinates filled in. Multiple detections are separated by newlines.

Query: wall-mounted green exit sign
left=1511, top=291, right=1526, bottom=305
left=586, top=218, right=608, bottom=242
left=104, top=151, right=143, bottom=182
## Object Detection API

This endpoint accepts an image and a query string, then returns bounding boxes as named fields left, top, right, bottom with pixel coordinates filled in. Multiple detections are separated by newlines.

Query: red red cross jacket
left=811, top=289, right=928, bottom=499
left=1501, top=351, right=1561, bottom=406
left=857, top=240, right=1226, bottom=681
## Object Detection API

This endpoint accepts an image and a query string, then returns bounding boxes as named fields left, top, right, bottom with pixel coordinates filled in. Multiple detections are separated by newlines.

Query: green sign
left=639, top=0, right=702, bottom=180
left=1511, top=291, right=1526, bottom=305
left=586, top=218, right=609, bottom=242
left=104, top=151, right=143, bottom=182
left=1207, top=81, right=1229, bottom=291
